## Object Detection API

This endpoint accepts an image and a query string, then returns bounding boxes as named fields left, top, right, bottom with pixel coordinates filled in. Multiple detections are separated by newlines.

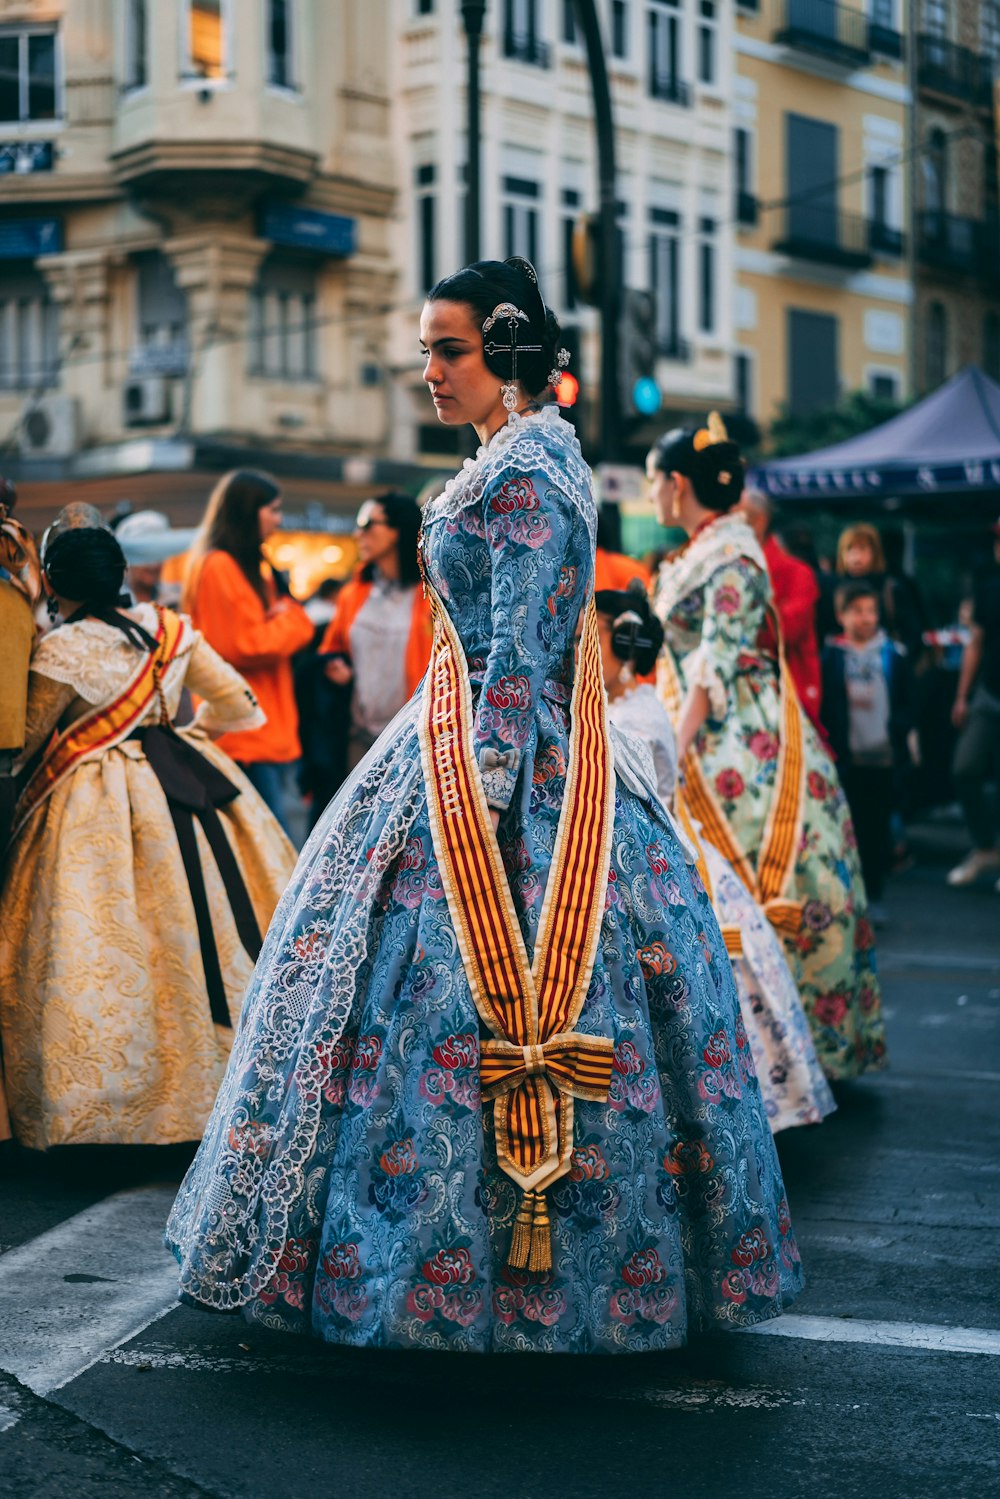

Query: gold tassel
left=508, top=1191, right=534, bottom=1269
left=527, top=1191, right=552, bottom=1274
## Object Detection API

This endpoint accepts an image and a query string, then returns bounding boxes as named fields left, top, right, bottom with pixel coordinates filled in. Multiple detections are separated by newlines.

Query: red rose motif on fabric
left=421, top=1247, right=476, bottom=1287
left=721, top=1269, right=748, bottom=1304
left=612, top=1039, right=644, bottom=1077
left=749, top=730, right=779, bottom=761
left=379, top=1137, right=419, bottom=1177
left=485, top=675, right=532, bottom=711
left=570, top=1143, right=610, bottom=1182
left=491, top=476, right=540, bottom=513
left=636, top=941, right=677, bottom=978
left=714, top=584, right=741, bottom=614
left=323, top=1242, right=362, bottom=1280
left=702, top=1028, right=731, bottom=1068
left=292, top=928, right=327, bottom=965
left=276, top=1236, right=313, bottom=1275
left=731, top=1227, right=770, bottom=1267
left=854, top=917, right=875, bottom=951
left=226, top=1120, right=271, bottom=1157
left=621, top=1248, right=665, bottom=1289
left=715, top=768, right=745, bottom=800
left=432, top=1033, right=478, bottom=1070
left=807, top=770, right=829, bottom=800
left=664, top=1139, right=714, bottom=1176
left=813, top=991, right=849, bottom=1027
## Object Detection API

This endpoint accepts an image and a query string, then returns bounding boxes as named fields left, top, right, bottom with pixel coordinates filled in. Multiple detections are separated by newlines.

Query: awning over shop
left=751, top=367, right=1000, bottom=503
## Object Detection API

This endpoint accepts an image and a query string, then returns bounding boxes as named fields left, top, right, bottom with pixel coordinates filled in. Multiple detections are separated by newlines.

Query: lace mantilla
left=423, top=405, right=597, bottom=549
left=30, top=606, right=195, bottom=707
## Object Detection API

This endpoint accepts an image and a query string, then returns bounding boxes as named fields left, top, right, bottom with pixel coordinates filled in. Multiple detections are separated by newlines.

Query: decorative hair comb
left=693, top=410, right=730, bottom=451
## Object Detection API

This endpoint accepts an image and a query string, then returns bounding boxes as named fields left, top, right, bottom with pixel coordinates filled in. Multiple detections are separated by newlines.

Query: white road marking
left=0, top=1187, right=179, bottom=1403
left=746, top=1314, right=1000, bottom=1356
left=878, top=951, right=1000, bottom=973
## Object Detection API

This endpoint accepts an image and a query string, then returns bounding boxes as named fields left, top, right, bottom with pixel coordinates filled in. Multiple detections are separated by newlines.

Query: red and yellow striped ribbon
left=657, top=605, right=804, bottom=937
left=15, top=608, right=185, bottom=836
left=419, top=584, right=614, bottom=1263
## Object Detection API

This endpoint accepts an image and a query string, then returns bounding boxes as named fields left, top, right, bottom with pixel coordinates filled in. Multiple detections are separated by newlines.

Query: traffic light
left=571, top=213, right=600, bottom=307
left=619, top=289, right=658, bottom=417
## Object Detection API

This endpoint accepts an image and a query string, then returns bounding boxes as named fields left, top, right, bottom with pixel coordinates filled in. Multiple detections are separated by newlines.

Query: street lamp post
left=461, top=1, right=487, bottom=263
left=572, top=0, right=620, bottom=463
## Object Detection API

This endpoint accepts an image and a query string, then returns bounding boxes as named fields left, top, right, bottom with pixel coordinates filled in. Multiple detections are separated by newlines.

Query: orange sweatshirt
left=188, top=550, right=314, bottom=764
left=320, top=575, right=433, bottom=700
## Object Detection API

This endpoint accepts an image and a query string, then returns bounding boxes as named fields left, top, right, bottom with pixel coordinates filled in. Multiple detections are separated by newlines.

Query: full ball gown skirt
left=167, top=406, right=803, bottom=1352
left=0, top=611, right=297, bottom=1150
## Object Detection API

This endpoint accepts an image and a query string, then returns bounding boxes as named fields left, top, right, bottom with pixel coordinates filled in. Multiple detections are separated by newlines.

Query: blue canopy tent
left=750, top=367, right=1000, bottom=504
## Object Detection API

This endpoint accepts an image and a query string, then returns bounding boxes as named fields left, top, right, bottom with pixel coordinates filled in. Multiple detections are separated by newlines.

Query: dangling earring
left=670, top=485, right=682, bottom=522
left=501, top=381, right=519, bottom=412
left=618, top=662, right=634, bottom=687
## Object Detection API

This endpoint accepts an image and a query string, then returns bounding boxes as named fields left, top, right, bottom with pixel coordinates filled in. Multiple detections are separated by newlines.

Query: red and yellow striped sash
left=419, top=585, right=614, bottom=1268
left=15, top=608, right=185, bottom=835
left=657, top=607, right=804, bottom=937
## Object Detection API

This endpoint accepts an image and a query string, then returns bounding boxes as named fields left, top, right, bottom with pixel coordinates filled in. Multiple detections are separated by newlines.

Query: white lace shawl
left=423, top=404, right=598, bottom=551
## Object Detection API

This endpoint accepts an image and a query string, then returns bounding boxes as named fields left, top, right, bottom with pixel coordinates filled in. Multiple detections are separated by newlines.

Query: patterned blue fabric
left=167, top=409, right=803, bottom=1353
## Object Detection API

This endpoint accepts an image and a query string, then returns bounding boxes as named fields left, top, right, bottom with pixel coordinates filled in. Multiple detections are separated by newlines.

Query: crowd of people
left=0, top=252, right=997, bottom=1356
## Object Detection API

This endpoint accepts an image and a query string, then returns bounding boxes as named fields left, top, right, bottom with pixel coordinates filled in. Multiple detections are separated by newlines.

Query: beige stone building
left=0, top=0, right=398, bottom=540
left=733, top=0, right=912, bottom=429
left=912, top=0, right=1000, bottom=392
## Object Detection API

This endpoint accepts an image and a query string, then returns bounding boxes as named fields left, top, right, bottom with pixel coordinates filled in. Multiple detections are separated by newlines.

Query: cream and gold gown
left=0, top=605, right=297, bottom=1150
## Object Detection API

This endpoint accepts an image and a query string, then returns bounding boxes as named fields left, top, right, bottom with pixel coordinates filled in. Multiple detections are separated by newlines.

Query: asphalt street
left=1, top=813, right=998, bottom=1499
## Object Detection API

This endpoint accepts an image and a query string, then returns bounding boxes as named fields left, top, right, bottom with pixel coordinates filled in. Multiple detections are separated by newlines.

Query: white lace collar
left=654, top=511, right=765, bottom=618
left=423, top=404, right=596, bottom=545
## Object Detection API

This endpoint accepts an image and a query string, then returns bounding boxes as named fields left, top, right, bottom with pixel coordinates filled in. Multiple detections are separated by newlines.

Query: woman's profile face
left=646, top=455, right=675, bottom=530
left=258, top=495, right=283, bottom=542
left=420, top=300, right=504, bottom=431
left=843, top=539, right=875, bottom=576
left=354, top=499, right=397, bottom=568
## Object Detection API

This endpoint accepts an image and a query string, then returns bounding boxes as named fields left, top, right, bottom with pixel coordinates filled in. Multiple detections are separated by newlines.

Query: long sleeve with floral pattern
left=473, top=470, right=585, bottom=810
left=685, top=557, right=769, bottom=722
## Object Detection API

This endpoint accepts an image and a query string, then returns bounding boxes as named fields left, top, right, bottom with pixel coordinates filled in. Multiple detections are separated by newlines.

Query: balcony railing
left=648, top=71, right=691, bottom=106
left=868, top=24, right=902, bottom=60
left=502, top=27, right=552, bottom=67
left=771, top=204, right=873, bottom=269
left=772, top=0, right=871, bottom=70
left=656, top=332, right=692, bottom=363
left=868, top=220, right=904, bottom=258
left=917, top=35, right=994, bottom=108
left=736, top=191, right=759, bottom=227
left=917, top=211, right=1000, bottom=281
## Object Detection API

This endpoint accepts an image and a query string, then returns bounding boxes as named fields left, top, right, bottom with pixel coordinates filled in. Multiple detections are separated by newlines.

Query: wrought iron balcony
left=736, top=191, right=759, bottom=227
left=772, top=0, right=871, bottom=70
left=868, top=220, right=904, bottom=258
left=648, top=71, right=691, bottom=106
left=771, top=204, right=873, bottom=269
left=502, top=27, right=552, bottom=67
left=917, top=36, right=994, bottom=108
left=918, top=212, right=1000, bottom=282
left=868, top=24, right=902, bottom=60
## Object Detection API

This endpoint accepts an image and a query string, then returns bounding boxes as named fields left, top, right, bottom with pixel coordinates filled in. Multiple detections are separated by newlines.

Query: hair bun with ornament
left=649, top=411, right=745, bottom=513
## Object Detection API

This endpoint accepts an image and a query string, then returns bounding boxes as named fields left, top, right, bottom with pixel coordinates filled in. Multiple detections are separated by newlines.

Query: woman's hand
left=325, top=658, right=353, bottom=686
left=951, top=695, right=968, bottom=730
left=489, top=807, right=500, bottom=835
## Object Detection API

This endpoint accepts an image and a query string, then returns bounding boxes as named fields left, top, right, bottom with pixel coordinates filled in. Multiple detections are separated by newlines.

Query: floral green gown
left=654, top=513, right=886, bottom=1079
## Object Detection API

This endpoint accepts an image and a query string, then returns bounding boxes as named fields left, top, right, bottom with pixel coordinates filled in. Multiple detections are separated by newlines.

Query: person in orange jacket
left=321, top=491, right=432, bottom=771
left=184, top=469, right=314, bottom=838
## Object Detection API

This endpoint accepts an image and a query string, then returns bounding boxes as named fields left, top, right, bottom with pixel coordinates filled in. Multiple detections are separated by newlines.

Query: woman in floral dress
left=649, top=423, right=886, bottom=1080
left=593, top=586, right=835, bottom=1132
left=167, top=259, right=803, bottom=1353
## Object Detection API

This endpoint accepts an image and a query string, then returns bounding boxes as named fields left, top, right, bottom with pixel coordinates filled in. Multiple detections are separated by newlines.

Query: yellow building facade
left=733, top=1, right=911, bottom=430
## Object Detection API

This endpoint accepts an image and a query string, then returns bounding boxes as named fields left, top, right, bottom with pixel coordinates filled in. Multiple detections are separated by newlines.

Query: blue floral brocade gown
left=167, top=407, right=803, bottom=1353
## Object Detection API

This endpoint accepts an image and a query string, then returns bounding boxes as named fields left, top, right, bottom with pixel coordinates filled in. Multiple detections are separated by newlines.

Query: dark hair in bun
left=427, top=257, right=561, bottom=399
left=45, top=527, right=157, bottom=649
left=594, top=584, right=664, bottom=676
left=650, top=414, right=745, bottom=513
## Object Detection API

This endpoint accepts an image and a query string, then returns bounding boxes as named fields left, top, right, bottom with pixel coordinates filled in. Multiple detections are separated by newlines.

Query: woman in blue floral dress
left=649, top=424, right=886, bottom=1080
left=167, top=259, right=803, bottom=1353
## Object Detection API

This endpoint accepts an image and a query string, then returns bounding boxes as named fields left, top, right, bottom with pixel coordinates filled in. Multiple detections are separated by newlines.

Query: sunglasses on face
left=356, top=516, right=387, bottom=532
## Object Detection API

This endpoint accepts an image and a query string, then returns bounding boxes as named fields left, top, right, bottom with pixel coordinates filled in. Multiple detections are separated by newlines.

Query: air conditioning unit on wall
left=19, top=396, right=80, bottom=459
left=123, top=375, right=171, bottom=427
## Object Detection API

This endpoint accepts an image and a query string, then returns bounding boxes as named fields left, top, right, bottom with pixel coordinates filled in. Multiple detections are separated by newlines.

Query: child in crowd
left=821, top=579, right=913, bottom=925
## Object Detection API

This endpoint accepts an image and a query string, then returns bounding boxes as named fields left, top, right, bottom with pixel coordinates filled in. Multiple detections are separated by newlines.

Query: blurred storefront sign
left=258, top=203, right=357, bottom=257
left=0, top=217, right=61, bottom=258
